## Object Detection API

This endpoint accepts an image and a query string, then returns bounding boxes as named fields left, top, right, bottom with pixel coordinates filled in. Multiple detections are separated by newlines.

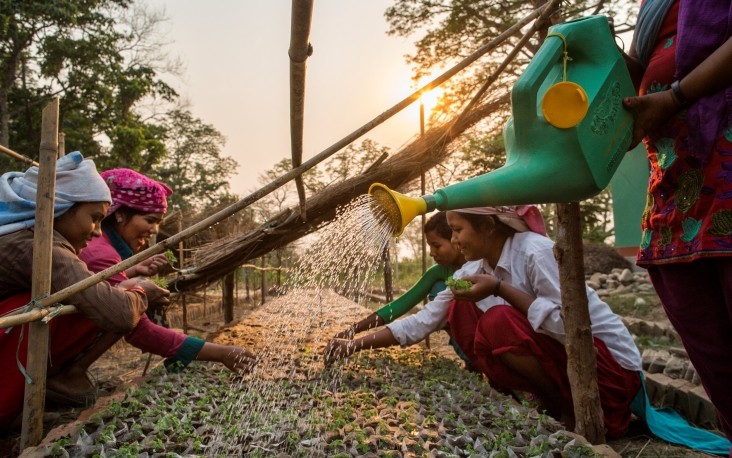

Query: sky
left=146, top=0, right=428, bottom=197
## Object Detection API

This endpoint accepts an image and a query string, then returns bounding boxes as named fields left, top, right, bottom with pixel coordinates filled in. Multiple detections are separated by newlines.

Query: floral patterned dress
left=636, top=0, right=732, bottom=266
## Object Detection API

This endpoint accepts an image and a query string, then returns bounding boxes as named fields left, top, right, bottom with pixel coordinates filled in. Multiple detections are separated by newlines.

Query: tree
left=0, top=0, right=178, bottom=172
left=154, top=109, right=238, bottom=212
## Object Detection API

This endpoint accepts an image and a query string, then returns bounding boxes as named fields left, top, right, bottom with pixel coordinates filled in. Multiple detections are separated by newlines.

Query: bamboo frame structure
left=20, top=97, right=59, bottom=448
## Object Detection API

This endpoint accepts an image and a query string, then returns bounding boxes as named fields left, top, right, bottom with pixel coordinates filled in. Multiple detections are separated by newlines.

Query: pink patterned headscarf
left=453, top=205, right=548, bottom=236
left=101, top=168, right=173, bottom=215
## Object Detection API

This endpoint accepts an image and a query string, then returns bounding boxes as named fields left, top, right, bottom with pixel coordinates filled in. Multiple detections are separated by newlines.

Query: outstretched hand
left=220, top=346, right=257, bottom=374
left=323, top=338, right=354, bottom=366
left=120, top=278, right=170, bottom=308
left=333, top=324, right=356, bottom=340
left=134, top=253, right=169, bottom=277
left=623, top=90, right=680, bottom=148
left=450, top=274, right=500, bottom=302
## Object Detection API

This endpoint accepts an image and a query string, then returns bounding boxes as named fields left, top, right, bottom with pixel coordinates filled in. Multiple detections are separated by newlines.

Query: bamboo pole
left=289, top=0, right=315, bottom=220
left=20, top=97, right=59, bottom=448
left=178, top=218, right=187, bottom=333
left=0, top=144, right=38, bottom=167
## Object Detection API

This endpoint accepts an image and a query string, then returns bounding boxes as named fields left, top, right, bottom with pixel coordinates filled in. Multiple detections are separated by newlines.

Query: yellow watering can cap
left=541, top=81, right=589, bottom=129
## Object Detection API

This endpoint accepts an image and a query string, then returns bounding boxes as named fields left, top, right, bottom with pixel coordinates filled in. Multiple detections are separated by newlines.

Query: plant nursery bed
left=11, top=290, right=718, bottom=457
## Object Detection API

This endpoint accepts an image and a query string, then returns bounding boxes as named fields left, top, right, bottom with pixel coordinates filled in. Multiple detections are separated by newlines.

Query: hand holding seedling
left=450, top=274, right=501, bottom=302
left=132, top=253, right=169, bottom=276
left=446, top=276, right=473, bottom=292
left=119, top=278, right=171, bottom=308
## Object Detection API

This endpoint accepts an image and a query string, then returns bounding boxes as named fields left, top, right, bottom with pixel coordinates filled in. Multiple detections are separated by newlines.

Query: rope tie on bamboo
left=9, top=296, right=48, bottom=384
left=546, top=32, right=572, bottom=81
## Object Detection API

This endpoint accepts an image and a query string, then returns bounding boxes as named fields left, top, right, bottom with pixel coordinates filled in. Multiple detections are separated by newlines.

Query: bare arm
left=334, top=312, right=386, bottom=339
left=324, top=327, right=399, bottom=366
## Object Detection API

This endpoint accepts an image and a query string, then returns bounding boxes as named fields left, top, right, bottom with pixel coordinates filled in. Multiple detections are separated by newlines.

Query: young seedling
left=446, top=276, right=472, bottom=291
left=165, top=249, right=178, bottom=266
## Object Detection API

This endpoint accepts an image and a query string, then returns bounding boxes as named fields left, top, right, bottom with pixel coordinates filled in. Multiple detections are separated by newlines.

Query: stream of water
left=205, top=194, right=396, bottom=454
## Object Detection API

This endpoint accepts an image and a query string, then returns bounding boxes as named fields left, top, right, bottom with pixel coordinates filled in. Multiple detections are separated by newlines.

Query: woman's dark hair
left=456, top=212, right=516, bottom=238
left=424, top=211, right=452, bottom=240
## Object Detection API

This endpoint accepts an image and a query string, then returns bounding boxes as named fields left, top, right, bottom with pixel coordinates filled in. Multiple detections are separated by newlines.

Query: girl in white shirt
left=325, top=205, right=642, bottom=438
left=444, top=207, right=641, bottom=438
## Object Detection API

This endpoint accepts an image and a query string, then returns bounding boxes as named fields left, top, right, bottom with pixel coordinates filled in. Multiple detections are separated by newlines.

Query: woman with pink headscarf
left=72, top=169, right=256, bottom=385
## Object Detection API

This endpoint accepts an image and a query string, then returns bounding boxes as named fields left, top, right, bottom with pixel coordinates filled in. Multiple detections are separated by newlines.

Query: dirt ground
left=2, top=292, right=723, bottom=457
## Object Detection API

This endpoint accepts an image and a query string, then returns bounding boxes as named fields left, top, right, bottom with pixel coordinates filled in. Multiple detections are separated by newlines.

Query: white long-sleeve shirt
left=387, top=231, right=642, bottom=371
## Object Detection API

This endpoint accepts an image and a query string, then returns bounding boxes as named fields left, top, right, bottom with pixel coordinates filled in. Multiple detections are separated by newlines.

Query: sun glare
left=416, top=77, right=445, bottom=119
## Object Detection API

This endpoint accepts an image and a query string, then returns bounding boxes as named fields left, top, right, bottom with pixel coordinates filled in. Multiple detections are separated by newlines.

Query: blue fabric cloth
left=0, top=152, right=111, bottom=236
left=634, top=0, right=675, bottom=68
left=631, top=372, right=730, bottom=455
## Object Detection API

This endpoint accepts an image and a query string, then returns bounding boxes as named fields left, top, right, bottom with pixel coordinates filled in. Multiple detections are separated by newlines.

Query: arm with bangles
left=335, top=264, right=452, bottom=339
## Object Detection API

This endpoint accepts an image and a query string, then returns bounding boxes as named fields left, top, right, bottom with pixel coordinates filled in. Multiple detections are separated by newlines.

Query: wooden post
left=223, top=272, right=234, bottom=324
left=383, top=245, right=393, bottom=303
left=234, top=266, right=239, bottom=306
left=58, top=132, right=65, bottom=157
left=178, top=218, right=187, bottom=333
left=245, top=267, right=251, bottom=301
left=555, top=202, right=605, bottom=443
left=20, top=97, right=59, bottom=448
left=260, top=256, right=266, bottom=305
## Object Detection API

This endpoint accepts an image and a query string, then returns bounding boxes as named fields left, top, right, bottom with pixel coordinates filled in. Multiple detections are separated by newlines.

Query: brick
left=644, top=372, right=674, bottom=408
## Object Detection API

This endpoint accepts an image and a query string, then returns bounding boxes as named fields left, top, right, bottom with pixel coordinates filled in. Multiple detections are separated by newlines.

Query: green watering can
left=371, top=14, right=635, bottom=235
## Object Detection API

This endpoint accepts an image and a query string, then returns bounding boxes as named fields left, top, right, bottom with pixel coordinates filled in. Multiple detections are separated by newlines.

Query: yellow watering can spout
left=368, top=183, right=428, bottom=236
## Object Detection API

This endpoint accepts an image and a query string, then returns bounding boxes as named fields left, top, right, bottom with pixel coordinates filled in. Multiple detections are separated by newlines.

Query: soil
left=1, top=290, right=722, bottom=457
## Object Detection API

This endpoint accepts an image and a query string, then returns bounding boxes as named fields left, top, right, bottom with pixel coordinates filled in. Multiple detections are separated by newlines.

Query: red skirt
left=447, top=301, right=640, bottom=437
left=0, top=293, right=99, bottom=428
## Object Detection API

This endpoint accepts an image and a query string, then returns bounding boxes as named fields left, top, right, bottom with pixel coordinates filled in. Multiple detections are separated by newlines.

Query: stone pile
left=585, top=268, right=656, bottom=297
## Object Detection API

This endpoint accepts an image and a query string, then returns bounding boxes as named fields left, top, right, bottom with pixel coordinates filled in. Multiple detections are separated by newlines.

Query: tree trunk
left=223, top=272, right=234, bottom=324
left=383, top=245, right=393, bottom=303
left=555, top=202, right=605, bottom=444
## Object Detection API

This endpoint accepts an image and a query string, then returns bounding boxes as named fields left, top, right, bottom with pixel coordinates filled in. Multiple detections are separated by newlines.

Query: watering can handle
left=512, top=34, right=565, bottom=132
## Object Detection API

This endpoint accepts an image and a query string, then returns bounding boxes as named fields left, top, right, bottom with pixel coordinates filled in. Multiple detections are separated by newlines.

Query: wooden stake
left=178, top=218, right=187, bottom=334
left=555, top=202, right=605, bottom=443
left=288, top=0, right=315, bottom=220
left=20, top=97, right=59, bottom=448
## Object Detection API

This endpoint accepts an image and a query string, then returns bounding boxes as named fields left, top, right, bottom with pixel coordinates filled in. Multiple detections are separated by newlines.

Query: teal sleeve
left=375, top=264, right=455, bottom=324
left=164, top=336, right=205, bottom=373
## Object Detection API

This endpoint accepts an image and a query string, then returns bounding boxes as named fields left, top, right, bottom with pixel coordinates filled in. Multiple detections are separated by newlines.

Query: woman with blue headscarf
left=0, top=153, right=245, bottom=430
